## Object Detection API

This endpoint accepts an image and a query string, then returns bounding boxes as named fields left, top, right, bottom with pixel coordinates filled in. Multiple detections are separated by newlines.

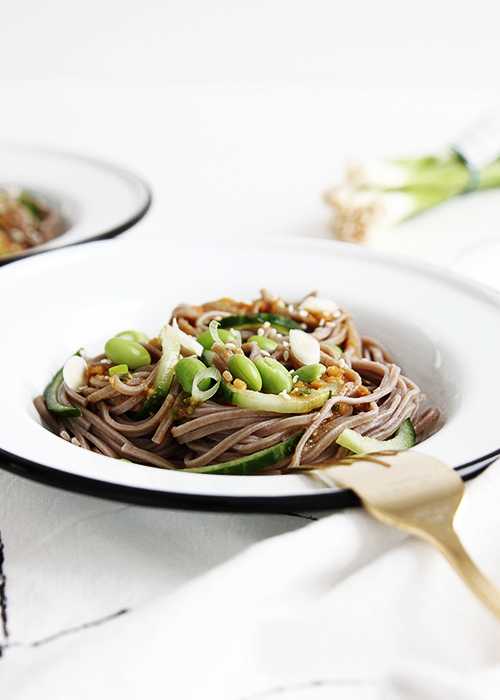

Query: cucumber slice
left=218, top=313, right=302, bottom=334
left=218, top=378, right=336, bottom=414
left=184, top=430, right=304, bottom=474
left=336, top=418, right=416, bottom=455
left=134, top=325, right=180, bottom=420
left=43, top=350, right=83, bottom=417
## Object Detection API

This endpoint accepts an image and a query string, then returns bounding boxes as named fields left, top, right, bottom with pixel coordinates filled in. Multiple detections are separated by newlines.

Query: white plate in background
left=0, top=145, right=151, bottom=264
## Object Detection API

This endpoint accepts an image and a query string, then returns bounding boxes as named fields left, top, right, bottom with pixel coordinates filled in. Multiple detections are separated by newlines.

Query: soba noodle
left=34, top=291, right=440, bottom=474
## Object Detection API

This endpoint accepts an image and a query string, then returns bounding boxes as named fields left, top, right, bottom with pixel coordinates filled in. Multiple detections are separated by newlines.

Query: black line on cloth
left=30, top=608, right=130, bottom=647
left=240, top=677, right=377, bottom=699
left=0, top=530, right=8, bottom=654
left=2, top=608, right=129, bottom=652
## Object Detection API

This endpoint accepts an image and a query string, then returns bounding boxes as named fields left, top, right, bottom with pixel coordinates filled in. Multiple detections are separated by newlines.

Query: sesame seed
left=298, top=309, right=308, bottom=318
left=263, top=321, right=271, bottom=329
left=279, top=390, right=291, bottom=399
left=319, top=318, right=325, bottom=327
left=261, top=350, right=270, bottom=356
left=257, top=328, right=265, bottom=336
left=283, top=350, right=289, bottom=361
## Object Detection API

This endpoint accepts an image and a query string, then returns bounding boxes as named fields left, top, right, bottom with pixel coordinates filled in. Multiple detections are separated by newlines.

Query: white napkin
left=2, top=459, right=500, bottom=700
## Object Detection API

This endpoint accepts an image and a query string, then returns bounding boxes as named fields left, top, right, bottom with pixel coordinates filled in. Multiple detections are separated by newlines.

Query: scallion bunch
left=324, top=151, right=500, bottom=244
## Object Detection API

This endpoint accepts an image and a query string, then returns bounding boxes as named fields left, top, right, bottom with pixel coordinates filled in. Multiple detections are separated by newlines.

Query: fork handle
left=428, top=528, right=500, bottom=621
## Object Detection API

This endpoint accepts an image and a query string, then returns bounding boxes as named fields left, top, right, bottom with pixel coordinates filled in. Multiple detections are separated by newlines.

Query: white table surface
left=2, top=2, right=500, bottom=698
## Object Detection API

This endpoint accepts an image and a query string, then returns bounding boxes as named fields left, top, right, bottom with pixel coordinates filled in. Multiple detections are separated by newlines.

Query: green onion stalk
left=324, top=151, right=500, bottom=244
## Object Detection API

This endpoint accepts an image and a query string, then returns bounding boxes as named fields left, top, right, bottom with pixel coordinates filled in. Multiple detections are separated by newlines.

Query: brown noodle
left=34, top=291, right=440, bottom=474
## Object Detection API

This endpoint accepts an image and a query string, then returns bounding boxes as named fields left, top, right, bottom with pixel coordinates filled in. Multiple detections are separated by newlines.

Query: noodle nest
left=34, top=291, right=440, bottom=475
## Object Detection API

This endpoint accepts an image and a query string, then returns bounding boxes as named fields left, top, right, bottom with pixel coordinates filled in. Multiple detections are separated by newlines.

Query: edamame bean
left=175, top=357, right=211, bottom=394
left=292, top=363, right=326, bottom=384
left=115, top=330, right=150, bottom=344
left=197, top=328, right=236, bottom=350
left=228, top=354, right=262, bottom=391
left=247, top=335, right=279, bottom=351
left=104, top=337, right=151, bottom=370
left=254, top=357, right=293, bottom=395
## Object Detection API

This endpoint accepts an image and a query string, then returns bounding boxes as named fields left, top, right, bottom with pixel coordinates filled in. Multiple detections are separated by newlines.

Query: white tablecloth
left=2, top=2, right=500, bottom=697
left=2, top=460, right=500, bottom=700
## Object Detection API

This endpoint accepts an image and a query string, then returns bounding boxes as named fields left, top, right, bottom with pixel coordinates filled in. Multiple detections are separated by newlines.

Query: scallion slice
left=191, top=366, right=222, bottom=402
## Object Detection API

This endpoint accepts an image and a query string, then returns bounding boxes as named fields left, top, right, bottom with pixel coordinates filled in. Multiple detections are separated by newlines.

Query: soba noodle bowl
left=34, top=291, right=440, bottom=475
left=0, top=188, right=65, bottom=256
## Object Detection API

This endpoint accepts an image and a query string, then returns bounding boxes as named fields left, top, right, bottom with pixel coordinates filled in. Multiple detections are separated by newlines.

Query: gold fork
left=312, top=450, right=500, bottom=620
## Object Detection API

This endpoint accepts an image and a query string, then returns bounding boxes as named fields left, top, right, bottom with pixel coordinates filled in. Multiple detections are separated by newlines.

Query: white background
left=1, top=0, right=500, bottom=267
left=2, top=0, right=499, bottom=89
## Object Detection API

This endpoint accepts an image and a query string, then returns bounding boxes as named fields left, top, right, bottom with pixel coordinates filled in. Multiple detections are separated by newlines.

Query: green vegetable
left=175, top=357, right=211, bottom=394
left=19, top=192, right=42, bottom=220
left=109, top=363, right=129, bottom=376
left=254, top=357, right=293, bottom=395
left=43, top=351, right=83, bottom=417
left=104, top=337, right=151, bottom=370
left=228, top=354, right=262, bottom=391
left=218, top=313, right=302, bottom=334
left=336, top=418, right=416, bottom=455
left=219, top=377, right=337, bottom=413
left=184, top=431, right=304, bottom=474
left=191, top=366, right=221, bottom=402
left=134, top=325, right=180, bottom=419
left=197, top=328, right=236, bottom=350
left=201, top=349, right=217, bottom=367
left=325, top=149, right=500, bottom=245
left=292, top=363, right=326, bottom=384
left=114, top=330, right=150, bottom=344
left=328, top=344, right=343, bottom=355
left=247, top=335, right=279, bottom=351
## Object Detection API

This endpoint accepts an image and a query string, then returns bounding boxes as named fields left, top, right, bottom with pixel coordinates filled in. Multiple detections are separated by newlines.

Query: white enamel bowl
left=0, top=234, right=498, bottom=511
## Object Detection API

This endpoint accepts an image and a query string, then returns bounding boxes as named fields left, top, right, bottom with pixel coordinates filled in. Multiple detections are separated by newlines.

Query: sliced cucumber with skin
left=43, top=350, right=83, bottom=417
left=134, top=325, right=180, bottom=420
left=218, top=378, right=340, bottom=414
left=201, top=349, right=217, bottom=367
left=184, top=430, right=304, bottom=475
left=218, top=313, right=303, bottom=334
left=336, top=418, right=416, bottom=455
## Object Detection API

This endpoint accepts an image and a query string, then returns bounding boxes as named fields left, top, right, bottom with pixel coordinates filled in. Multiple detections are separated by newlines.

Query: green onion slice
left=209, top=319, right=223, bottom=346
left=191, top=366, right=222, bottom=403
left=109, top=364, right=129, bottom=376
